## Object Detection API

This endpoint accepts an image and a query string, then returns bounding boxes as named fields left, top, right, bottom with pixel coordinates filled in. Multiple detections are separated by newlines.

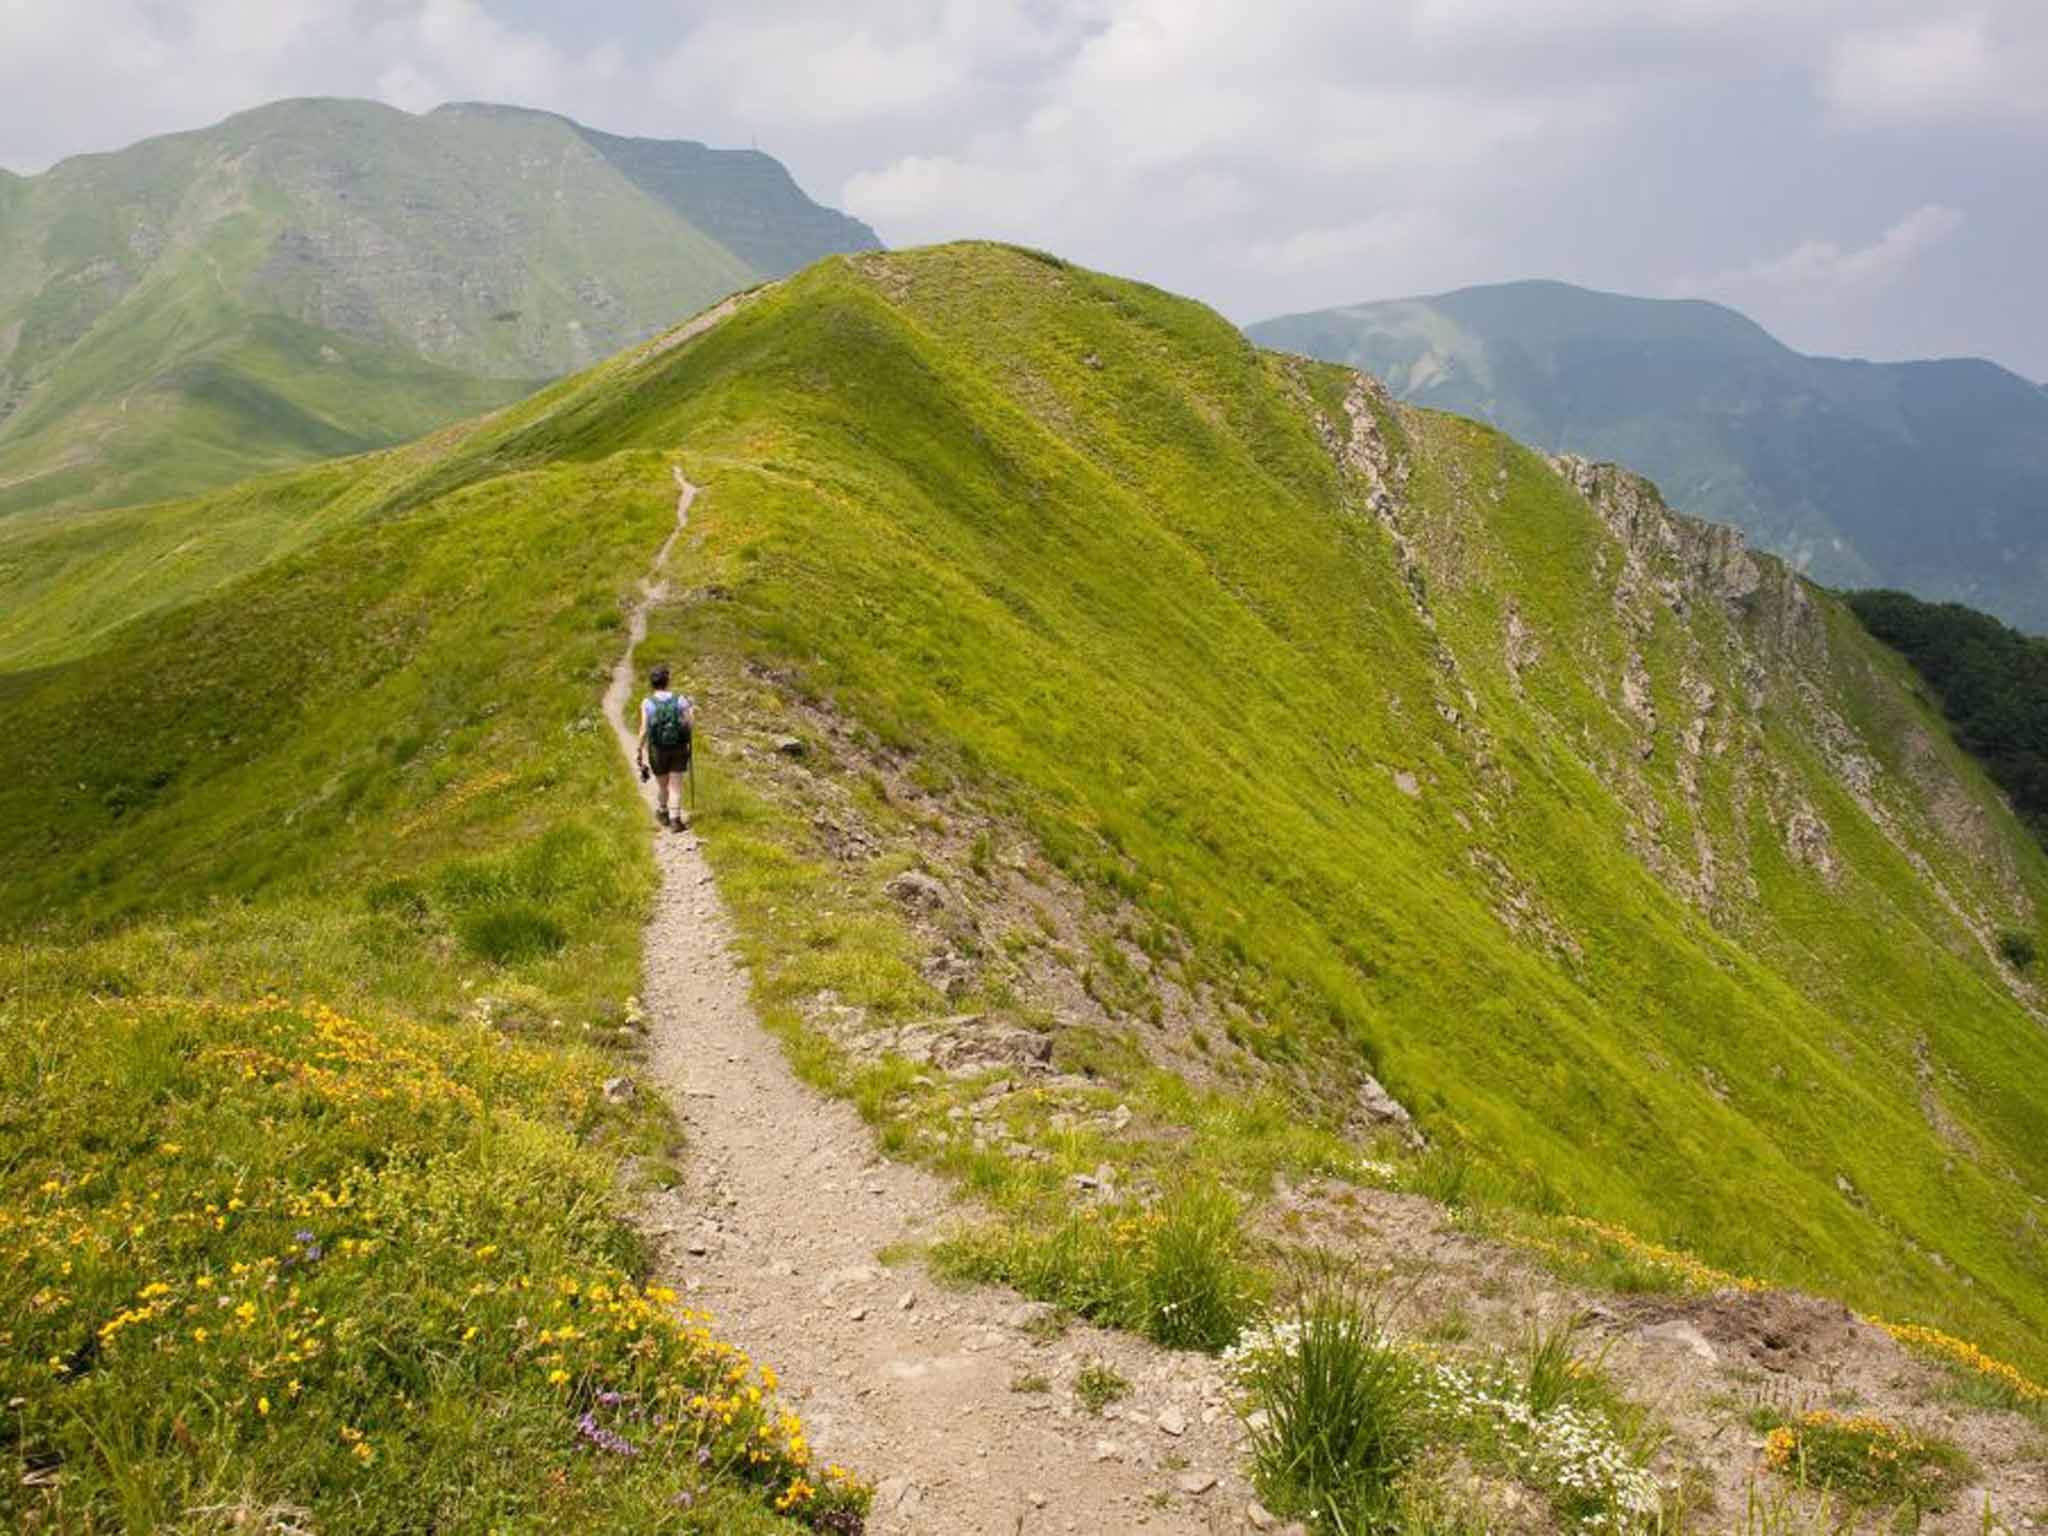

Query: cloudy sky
left=4, top=0, right=2045, bottom=377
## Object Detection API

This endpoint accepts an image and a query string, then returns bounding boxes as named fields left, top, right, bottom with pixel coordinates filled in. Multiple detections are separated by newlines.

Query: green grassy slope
left=4, top=246, right=2045, bottom=1525
left=1248, top=280, right=2048, bottom=632
left=0, top=344, right=864, bottom=1525
left=399, top=244, right=2045, bottom=1366
left=0, top=96, right=879, bottom=524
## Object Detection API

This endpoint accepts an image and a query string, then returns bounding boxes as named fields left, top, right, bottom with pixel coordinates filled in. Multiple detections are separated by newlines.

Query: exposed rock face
left=1351, top=1073, right=1424, bottom=1148
left=884, top=870, right=957, bottom=913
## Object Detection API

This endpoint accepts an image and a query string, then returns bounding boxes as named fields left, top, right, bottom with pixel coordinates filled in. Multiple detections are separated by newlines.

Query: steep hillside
left=1248, top=280, right=2048, bottom=631
left=8, top=243, right=2048, bottom=1372
left=0, top=97, right=878, bottom=519
left=5, top=246, right=2046, bottom=1526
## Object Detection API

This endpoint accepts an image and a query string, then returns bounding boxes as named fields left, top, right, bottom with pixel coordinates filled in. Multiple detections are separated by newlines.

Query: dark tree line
left=1847, top=589, right=2048, bottom=845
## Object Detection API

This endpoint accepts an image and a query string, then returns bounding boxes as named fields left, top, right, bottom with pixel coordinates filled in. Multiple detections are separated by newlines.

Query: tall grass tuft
left=1235, top=1271, right=1422, bottom=1534
left=931, top=1176, right=1260, bottom=1352
left=1142, top=1181, right=1260, bottom=1350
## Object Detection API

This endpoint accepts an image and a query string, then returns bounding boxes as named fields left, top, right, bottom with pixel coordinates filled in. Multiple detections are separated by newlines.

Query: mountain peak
left=0, top=96, right=881, bottom=520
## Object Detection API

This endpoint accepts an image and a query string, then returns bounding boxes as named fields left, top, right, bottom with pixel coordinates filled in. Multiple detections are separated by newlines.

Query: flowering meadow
left=0, top=969, right=867, bottom=1532
left=0, top=973, right=867, bottom=1532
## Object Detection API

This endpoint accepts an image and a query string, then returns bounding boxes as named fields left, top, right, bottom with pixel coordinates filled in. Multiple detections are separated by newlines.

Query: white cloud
left=834, top=0, right=1585, bottom=271
left=1824, top=17, right=1994, bottom=118
left=842, top=151, right=1077, bottom=237
left=374, top=0, right=573, bottom=114
left=1239, top=210, right=1454, bottom=276
left=1679, top=205, right=1966, bottom=308
left=656, top=1, right=1085, bottom=128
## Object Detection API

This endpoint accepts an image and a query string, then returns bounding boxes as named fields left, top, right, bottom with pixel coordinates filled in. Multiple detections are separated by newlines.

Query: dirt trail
left=604, top=460, right=1260, bottom=1534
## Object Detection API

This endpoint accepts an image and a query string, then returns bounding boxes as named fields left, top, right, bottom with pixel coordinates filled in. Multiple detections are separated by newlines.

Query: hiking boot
left=671, top=811, right=690, bottom=832
left=656, top=807, right=671, bottom=829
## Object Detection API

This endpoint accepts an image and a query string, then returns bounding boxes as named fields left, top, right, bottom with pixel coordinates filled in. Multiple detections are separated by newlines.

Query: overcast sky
left=4, top=0, right=2045, bottom=378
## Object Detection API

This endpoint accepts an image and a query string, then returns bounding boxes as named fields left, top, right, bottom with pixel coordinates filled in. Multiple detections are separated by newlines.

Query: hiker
left=635, top=664, right=695, bottom=829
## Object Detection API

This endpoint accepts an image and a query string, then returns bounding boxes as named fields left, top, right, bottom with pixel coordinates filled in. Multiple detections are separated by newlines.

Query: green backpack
left=648, top=695, right=690, bottom=752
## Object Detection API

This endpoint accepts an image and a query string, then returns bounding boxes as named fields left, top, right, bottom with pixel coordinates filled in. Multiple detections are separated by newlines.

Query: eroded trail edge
left=604, top=466, right=1253, bottom=1535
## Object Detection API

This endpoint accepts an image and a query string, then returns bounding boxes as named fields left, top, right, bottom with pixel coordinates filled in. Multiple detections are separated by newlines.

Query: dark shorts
left=648, top=744, right=689, bottom=776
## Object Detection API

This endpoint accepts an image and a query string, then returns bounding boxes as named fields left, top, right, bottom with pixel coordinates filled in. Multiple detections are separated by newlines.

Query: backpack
left=648, top=695, right=690, bottom=752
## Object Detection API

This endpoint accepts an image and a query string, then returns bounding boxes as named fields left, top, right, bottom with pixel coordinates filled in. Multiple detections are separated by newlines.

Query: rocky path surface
left=604, top=458, right=1261, bottom=1534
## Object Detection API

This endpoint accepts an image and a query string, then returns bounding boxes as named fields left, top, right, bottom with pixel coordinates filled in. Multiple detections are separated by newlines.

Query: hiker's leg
left=655, top=772, right=674, bottom=813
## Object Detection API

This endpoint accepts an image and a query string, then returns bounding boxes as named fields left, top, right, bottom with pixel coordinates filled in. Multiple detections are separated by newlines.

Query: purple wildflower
left=576, top=1410, right=638, bottom=1457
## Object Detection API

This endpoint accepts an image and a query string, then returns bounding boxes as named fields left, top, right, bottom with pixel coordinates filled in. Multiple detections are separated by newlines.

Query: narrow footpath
left=602, top=455, right=1258, bottom=1534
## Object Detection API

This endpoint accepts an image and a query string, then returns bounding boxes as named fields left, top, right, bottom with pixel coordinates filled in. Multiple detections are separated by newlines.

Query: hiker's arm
left=634, top=710, right=648, bottom=761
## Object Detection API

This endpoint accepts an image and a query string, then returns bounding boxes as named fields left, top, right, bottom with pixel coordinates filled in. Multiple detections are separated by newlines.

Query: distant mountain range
left=1248, top=281, right=2048, bottom=631
left=0, top=98, right=879, bottom=517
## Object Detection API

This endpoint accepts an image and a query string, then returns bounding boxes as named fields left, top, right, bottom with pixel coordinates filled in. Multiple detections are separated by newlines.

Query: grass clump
left=1763, top=1410, right=1971, bottom=1517
left=1226, top=1283, right=1664, bottom=1535
left=1073, top=1360, right=1131, bottom=1415
left=1226, top=1276, right=1423, bottom=1533
left=459, top=902, right=569, bottom=964
left=931, top=1181, right=1260, bottom=1352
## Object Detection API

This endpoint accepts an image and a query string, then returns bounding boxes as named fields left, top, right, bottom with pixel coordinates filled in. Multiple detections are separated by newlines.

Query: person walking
left=635, top=664, right=695, bottom=829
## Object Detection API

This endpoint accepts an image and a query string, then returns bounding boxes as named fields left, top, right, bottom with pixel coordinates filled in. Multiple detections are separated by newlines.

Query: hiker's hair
left=650, top=664, right=671, bottom=689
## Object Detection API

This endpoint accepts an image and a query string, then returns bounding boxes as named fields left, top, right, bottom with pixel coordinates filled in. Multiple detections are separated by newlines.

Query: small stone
left=601, top=1075, right=635, bottom=1104
left=898, top=1291, right=916, bottom=1311
left=1028, top=1491, right=1047, bottom=1508
left=1092, top=1439, right=1121, bottom=1462
left=1247, top=1503, right=1277, bottom=1531
left=1177, top=1471, right=1216, bottom=1495
left=1109, top=1103, right=1134, bottom=1132
left=1156, top=1404, right=1186, bottom=1436
left=884, top=869, right=955, bottom=912
left=774, top=735, right=807, bottom=758
left=1636, top=1319, right=1720, bottom=1365
left=850, top=1306, right=868, bottom=1322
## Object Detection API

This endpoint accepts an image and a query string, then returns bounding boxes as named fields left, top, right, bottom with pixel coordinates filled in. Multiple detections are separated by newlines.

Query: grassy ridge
left=537, top=246, right=2047, bottom=1368
left=5, top=242, right=2047, bottom=1522
left=0, top=390, right=865, bottom=1525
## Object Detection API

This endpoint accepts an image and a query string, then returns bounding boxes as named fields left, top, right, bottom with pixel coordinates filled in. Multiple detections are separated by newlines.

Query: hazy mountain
left=0, top=97, right=879, bottom=517
left=1247, top=280, right=2048, bottom=631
